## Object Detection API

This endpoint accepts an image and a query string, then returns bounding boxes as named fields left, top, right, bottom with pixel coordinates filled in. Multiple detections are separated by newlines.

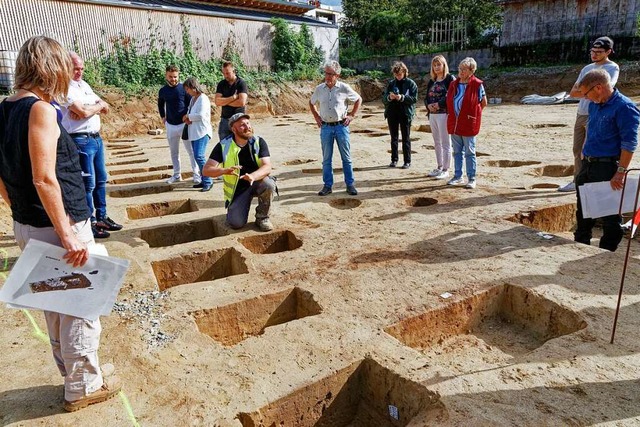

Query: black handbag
left=181, top=123, right=189, bottom=140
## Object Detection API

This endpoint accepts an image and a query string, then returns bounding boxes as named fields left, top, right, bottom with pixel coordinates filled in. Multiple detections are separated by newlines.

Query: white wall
left=0, top=0, right=338, bottom=67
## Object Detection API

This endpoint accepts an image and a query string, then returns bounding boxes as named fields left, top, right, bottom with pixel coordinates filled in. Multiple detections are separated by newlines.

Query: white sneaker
left=447, top=177, right=464, bottom=185
left=435, top=170, right=450, bottom=180
left=427, top=168, right=442, bottom=177
left=557, top=182, right=576, bottom=192
left=465, top=179, right=477, bottom=189
left=166, top=175, right=182, bottom=184
left=192, top=177, right=202, bottom=185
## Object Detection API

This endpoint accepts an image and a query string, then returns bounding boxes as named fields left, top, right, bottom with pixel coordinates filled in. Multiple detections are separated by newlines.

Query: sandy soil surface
left=2, top=84, right=640, bottom=426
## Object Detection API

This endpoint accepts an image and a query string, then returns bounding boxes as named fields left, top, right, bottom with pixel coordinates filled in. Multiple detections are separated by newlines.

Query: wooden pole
left=611, top=169, right=640, bottom=344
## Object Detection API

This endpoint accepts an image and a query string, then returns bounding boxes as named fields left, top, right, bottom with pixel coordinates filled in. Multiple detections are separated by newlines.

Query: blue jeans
left=191, top=135, right=212, bottom=186
left=320, top=124, right=355, bottom=187
left=451, top=134, right=477, bottom=180
left=73, top=134, right=107, bottom=222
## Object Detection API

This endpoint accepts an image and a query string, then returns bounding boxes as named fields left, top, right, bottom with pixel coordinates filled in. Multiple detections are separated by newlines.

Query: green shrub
left=363, top=70, right=386, bottom=80
left=82, top=16, right=326, bottom=95
left=270, top=18, right=323, bottom=78
left=340, top=67, right=357, bottom=77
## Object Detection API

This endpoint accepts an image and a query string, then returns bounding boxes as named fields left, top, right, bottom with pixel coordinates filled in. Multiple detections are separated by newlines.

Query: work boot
left=63, top=375, right=122, bottom=412
left=256, top=218, right=274, bottom=232
left=318, top=186, right=332, bottom=196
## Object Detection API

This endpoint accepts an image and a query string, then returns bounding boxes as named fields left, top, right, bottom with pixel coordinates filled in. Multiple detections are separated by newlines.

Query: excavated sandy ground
left=2, top=98, right=640, bottom=426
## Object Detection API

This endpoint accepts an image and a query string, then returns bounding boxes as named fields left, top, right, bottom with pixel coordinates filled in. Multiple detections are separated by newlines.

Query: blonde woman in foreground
left=0, top=36, right=121, bottom=412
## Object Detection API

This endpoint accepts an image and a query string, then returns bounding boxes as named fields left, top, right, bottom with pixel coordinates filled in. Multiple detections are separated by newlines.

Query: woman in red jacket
left=445, top=57, right=488, bottom=189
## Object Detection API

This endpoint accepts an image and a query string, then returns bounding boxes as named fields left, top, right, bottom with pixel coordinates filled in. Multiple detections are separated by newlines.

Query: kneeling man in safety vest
left=203, top=112, right=276, bottom=231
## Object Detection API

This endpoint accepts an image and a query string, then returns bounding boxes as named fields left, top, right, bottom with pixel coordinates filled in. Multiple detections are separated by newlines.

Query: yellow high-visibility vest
left=220, top=135, right=262, bottom=206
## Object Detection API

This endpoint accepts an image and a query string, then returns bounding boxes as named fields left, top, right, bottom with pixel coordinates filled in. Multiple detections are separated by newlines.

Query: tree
left=360, top=11, right=412, bottom=47
left=270, top=18, right=304, bottom=72
left=408, top=0, right=502, bottom=47
left=270, top=19, right=324, bottom=76
left=299, top=24, right=324, bottom=70
left=342, top=0, right=409, bottom=36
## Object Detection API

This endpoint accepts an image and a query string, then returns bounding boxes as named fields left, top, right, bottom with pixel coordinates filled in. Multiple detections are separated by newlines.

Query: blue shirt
left=583, top=89, right=640, bottom=157
left=158, top=83, right=191, bottom=126
left=453, top=83, right=485, bottom=116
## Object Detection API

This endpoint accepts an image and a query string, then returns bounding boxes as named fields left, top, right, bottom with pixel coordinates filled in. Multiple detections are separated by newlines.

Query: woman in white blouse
left=183, top=77, right=213, bottom=191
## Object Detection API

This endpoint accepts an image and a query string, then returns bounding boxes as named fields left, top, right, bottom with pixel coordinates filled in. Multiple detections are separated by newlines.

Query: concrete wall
left=344, top=49, right=496, bottom=75
left=0, top=0, right=338, bottom=68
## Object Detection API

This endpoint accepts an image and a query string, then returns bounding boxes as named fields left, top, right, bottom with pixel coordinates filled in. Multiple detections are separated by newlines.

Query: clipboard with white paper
left=0, top=239, right=129, bottom=320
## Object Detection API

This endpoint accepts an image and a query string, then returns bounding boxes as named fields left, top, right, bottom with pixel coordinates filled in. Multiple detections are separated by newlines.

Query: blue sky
left=322, top=0, right=342, bottom=6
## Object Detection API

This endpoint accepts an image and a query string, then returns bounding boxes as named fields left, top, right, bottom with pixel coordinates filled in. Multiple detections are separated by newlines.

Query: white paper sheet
left=0, top=239, right=129, bottom=320
left=578, top=176, right=640, bottom=218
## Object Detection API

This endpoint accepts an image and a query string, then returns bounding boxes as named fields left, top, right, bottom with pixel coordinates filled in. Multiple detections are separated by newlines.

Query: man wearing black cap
left=202, top=113, right=276, bottom=232
left=558, top=36, right=619, bottom=193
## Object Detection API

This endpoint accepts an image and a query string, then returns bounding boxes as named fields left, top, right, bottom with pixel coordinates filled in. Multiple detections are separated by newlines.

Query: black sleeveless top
left=0, top=97, right=90, bottom=227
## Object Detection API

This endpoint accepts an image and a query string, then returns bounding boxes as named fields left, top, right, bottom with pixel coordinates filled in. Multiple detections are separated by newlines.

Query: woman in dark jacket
left=0, top=36, right=121, bottom=411
left=382, top=61, right=418, bottom=169
left=425, top=55, right=455, bottom=180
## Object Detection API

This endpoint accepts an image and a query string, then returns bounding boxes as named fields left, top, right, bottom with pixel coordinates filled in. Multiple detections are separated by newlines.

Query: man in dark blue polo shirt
left=158, top=65, right=200, bottom=184
left=575, top=69, right=640, bottom=251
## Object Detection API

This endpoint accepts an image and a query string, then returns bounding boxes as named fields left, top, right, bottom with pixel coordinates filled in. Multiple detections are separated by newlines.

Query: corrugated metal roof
left=197, top=0, right=319, bottom=14
left=69, top=0, right=335, bottom=27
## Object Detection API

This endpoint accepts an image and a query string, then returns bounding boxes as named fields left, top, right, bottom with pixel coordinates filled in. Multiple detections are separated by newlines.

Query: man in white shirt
left=309, top=60, right=362, bottom=196
left=61, top=52, right=122, bottom=238
left=558, top=36, right=619, bottom=193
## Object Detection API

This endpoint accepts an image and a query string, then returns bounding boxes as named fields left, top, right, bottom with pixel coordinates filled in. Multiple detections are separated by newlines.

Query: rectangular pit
left=109, top=172, right=171, bottom=184
left=385, top=284, right=587, bottom=356
left=151, top=247, right=248, bottom=291
left=239, top=230, right=302, bottom=254
left=237, top=358, right=445, bottom=427
left=192, top=287, right=322, bottom=346
left=108, top=184, right=173, bottom=198
left=127, top=199, right=198, bottom=220
left=106, top=159, right=149, bottom=166
left=507, top=203, right=576, bottom=233
left=140, top=218, right=226, bottom=247
left=110, top=165, right=172, bottom=176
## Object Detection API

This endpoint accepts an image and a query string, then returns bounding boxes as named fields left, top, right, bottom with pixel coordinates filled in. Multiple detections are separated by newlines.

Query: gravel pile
left=113, top=290, right=173, bottom=349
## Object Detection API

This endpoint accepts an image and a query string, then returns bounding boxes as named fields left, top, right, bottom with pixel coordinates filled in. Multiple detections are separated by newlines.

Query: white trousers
left=165, top=122, right=200, bottom=181
left=13, top=219, right=104, bottom=401
left=430, top=113, right=451, bottom=171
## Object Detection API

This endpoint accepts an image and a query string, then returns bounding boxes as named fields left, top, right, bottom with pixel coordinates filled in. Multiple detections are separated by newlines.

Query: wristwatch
left=617, top=166, right=626, bottom=174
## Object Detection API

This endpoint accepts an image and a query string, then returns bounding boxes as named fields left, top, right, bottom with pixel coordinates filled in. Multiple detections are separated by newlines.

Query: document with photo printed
left=0, top=239, right=129, bottom=320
